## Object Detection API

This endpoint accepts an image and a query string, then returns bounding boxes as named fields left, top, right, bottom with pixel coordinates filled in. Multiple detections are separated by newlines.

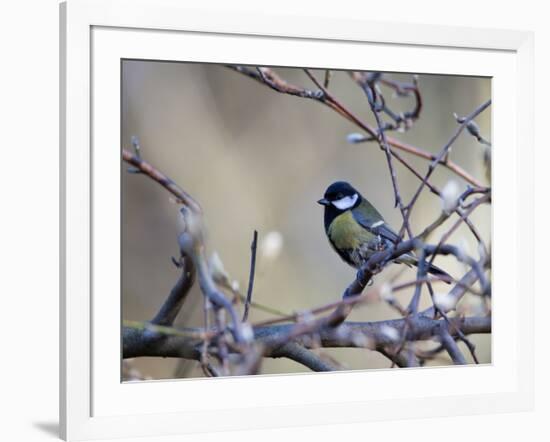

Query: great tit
left=317, top=181, right=450, bottom=279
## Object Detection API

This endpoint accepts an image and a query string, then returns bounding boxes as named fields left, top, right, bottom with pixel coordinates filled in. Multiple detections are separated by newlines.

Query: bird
left=317, top=181, right=450, bottom=280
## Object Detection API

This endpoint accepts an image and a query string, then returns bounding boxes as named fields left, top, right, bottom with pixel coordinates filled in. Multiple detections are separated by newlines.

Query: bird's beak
left=317, top=198, right=330, bottom=206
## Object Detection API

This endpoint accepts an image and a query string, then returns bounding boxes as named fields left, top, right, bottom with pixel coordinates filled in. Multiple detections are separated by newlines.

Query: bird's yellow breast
left=328, top=210, right=376, bottom=250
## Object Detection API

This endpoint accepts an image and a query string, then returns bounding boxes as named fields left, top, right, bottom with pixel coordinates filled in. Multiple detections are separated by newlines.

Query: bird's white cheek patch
left=332, top=194, right=358, bottom=210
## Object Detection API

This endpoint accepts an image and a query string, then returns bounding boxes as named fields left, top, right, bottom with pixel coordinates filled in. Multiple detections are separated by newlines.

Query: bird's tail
left=396, top=255, right=451, bottom=283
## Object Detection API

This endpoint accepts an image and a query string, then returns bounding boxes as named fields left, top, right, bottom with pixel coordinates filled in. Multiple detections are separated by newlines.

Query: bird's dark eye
left=336, top=193, right=344, bottom=199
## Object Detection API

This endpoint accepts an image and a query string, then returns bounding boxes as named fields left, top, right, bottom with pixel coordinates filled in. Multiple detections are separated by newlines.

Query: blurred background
left=122, top=61, right=491, bottom=380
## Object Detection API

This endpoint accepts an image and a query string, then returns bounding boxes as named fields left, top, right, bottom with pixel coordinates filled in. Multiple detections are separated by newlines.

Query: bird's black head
left=317, top=181, right=361, bottom=211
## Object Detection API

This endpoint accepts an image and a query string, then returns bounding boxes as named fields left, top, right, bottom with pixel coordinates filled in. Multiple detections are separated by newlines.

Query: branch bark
left=270, top=343, right=338, bottom=372
left=123, top=315, right=490, bottom=369
left=122, top=148, right=202, bottom=213
left=150, top=256, right=195, bottom=326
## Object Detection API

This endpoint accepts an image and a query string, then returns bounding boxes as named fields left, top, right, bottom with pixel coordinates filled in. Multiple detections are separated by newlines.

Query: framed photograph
left=60, top=0, right=534, bottom=440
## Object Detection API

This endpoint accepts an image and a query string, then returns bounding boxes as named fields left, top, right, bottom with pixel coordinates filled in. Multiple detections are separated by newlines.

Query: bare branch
left=177, top=231, right=247, bottom=344
left=399, top=99, right=491, bottom=236
left=150, top=256, right=195, bottom=326
left=242, top=230, right=258, bottom=322
left=438, top=324, right=467, bottom=365
left=123, top=315, right=490, bottom=364
left=122, top=148, right=201, bottom=213
left=351, top=72, right=412, bottom=237
left=122, top=69, right=492, bottom=376
left=228, top=66, right=484, bottom=187
left=271, top=343, right=338, bottom=372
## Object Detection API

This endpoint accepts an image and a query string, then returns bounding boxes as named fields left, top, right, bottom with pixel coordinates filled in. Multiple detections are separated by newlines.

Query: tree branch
left=122, top=69, right=492, bottom=375
left=123, top=315, right=490, bottom=368
left=227, top=65, right=484, bottom=187
left=177, top=230, right=247, bottom=344
left=122, top=148, right=202, bottom=214
left=270, top=342, right=338, bottom=372
left=438, top=324, right=467, bottom=365
left=399, top=99, right=491, bottom=235
left=242, top=230, right=258, bottom=322
left=150, top=256, right=195, bottom=326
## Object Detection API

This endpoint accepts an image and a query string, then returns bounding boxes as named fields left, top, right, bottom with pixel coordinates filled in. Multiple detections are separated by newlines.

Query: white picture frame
left=60, top=0, right=534, bottom=440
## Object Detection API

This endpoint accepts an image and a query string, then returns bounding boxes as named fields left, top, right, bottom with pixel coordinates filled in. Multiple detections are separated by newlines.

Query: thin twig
left=323, top=70, right=332, bottom=89
left=399, top=100, right=491, bottom=236
left=178, top=232, right=247, bottom=344
left=122, top=148, right=201, bottom=213
left=427, top=194, right=491, bottom=269
left=200, top=297, right=213, bottom=376
left=242, top=230, right=258, bottom=322
left=228, top=66, right=483, bottom=187
left=352, top=72, right=412, bottom=237
left=428, top=283, right=480, bottom=364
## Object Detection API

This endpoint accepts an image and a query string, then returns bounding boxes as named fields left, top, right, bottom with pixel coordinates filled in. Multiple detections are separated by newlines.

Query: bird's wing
left=351, top=210, right=400, bottom=245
